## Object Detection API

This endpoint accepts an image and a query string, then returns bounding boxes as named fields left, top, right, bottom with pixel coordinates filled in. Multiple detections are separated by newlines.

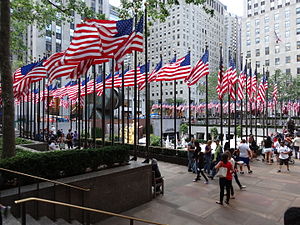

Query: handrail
left=0, top=167, right=90, bottom=192
left=15, top=197, right=168, bottom=225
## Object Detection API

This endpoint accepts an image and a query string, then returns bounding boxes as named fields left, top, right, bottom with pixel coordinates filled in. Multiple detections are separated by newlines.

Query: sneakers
left=204, top=181, right=209, bottom=184
left=216, top=201, right=223, bottom=205
left=193, top=178, right=200, bottom=182
left=240, top=171, right=244, bottom=175
left=248, top=170, right=253, bottom=174
left=188, top=169, right=192, bottom=172
left=240, top=185, right=247, bottom=190
left=277, top=170, right=281, bottom=173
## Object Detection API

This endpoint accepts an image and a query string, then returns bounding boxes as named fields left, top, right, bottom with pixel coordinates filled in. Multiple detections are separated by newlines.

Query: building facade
left=147, top=0, right=227, bottom=105
left=241, top=0, right=300, bottom=76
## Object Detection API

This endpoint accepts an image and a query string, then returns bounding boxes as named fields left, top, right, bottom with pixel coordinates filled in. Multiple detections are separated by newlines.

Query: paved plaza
left=99, top=158, right=300, bottom=225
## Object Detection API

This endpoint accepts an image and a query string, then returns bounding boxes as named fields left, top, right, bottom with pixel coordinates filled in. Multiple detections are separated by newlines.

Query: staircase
left=4, top=214, right=81, bottom=225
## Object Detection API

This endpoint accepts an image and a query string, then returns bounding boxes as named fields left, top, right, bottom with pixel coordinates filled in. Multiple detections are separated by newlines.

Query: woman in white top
left=293, top=134, right=300, bottom=159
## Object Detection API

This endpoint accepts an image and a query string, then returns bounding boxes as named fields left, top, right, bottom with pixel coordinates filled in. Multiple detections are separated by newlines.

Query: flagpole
left=33, top=83, right=37, bottom=139
left=47, top=82, right=50, bottom=146
left=127, top=85, right=130, bottom=144
left=219, top=43, right=224, bottom=144
left=102, top=63, right=106, bottom=147
left=30, top=83, right=33, bottom=139
left=121, top=63, right=125, bottom=144
left=84, top=72, right=88, bottom=148
left=274, top=71, right=277, bottom=133
left=111, top=59, right=115, bottom=146
left=133, top=16, right=138, bottom=159
left=23, top=96, right=25, bottom=138
left=266, top=69, right=269, bottom=136
left=92, top=65, right=96, bottom=148
left=19, top=98, right=22, bottom=137
left=145, top=3, right=150, bottom=156
left=255, top=64, right=258, bottom=142
left=188, top=87, right=191, bottom=139
left=234, top=54, right=238, bottom=150
left=205, top=44, right=209, bottom=141
left=262, top=66, right=266, bottom=138
left=173, top=51, right=177, bottom=150
left=249, top=62, right=253, bottom=136
left=117, top=96, right=120, bottom=142
left=70, top=98, right=72, bottom=131
left=245, top=59, right=248, bottom=138
left=137, top=88, right=140, bottom=144
left=78, top=76, right=81, bottom=149
left=240, top=55, right=243, bottom=140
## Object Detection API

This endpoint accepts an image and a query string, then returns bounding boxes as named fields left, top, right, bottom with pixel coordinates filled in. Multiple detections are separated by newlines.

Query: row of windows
left=151, top=90, right=184, bottom=97
left=252, top=57, right=300, bottom=69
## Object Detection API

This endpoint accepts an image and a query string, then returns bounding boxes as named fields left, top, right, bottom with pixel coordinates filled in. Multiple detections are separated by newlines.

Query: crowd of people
left=186, top=128, right=300, bottom=205
left=34, top=125, right=79, bottom=150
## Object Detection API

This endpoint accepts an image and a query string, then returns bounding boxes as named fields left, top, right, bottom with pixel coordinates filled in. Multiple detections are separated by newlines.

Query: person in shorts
left=237, top=139, right=253, bottom=174
left=278, top=141, right=291, bottom=173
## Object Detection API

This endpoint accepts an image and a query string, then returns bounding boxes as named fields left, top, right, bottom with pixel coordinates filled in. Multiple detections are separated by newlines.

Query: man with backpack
left=66, top=129, right=73, bottom=149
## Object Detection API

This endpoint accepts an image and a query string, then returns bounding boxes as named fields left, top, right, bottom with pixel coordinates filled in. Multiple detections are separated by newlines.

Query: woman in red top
left=215, top=153, right=233, bottom=205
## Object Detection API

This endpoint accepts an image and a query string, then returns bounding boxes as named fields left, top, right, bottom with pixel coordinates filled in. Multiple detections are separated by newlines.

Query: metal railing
left=15, top=197, right=168, bottom=225
left=0, top=168, right=90, bottom=222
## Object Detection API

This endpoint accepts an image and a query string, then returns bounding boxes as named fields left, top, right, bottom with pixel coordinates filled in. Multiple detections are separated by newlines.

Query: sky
left=109, top=0, right=245, bottom=17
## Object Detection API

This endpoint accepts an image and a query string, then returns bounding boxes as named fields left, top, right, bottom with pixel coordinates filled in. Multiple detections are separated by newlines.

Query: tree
left=180, top=123, right=188, bottom=135
left=0, top=0, right=104, bottom=158
left=197, top=72, right=219, bottom=102
left=1, top=0, right=16, bottom=158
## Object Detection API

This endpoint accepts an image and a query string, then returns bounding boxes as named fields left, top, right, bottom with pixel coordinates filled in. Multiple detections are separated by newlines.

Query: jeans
left=195, top=162, right=208, bottom=182
left=187, top=151, right=194, bottom=171
left=204, top=154, right=212, bottom=175
left=294, top=146, right=299, bottom=159
left=219, top=178, right=231, bottom=204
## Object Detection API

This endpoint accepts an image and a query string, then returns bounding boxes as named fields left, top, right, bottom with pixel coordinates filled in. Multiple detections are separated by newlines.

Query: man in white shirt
left=278, top=141, right=291, bottom=173
left=237, top=139, right=253, bottom=174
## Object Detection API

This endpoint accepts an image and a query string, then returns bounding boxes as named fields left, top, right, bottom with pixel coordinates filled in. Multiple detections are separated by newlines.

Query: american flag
left=216, top=57, right=224, bottom=100
left=237, top=64, right=247, bottom=100
left=114, top=68, right=139, bottom=88
left=13, top=60, right=47, bottom=98
left=137, top=63, right=150, bottom=90
left=251, top=67, right=257, bottom=101
left=257, top=76, right=267, bottom=103
left=139, top=59, right=162, bottom=90
left=246, top=67, right=252, bottom=100
left=114, top=17, right=144, bottom=70
left=63, top=18, right=133, bottom=64
left=155, top=53, right=191, bottom=81
left=272, top=83, right=278, bottom=104
left=228, top=59, right=238, bottom=100
left=185, top=49, right=209, bottom=86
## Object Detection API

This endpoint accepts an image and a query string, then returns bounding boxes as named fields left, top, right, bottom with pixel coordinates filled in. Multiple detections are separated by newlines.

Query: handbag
left=216, top=167, right=227, bottom=178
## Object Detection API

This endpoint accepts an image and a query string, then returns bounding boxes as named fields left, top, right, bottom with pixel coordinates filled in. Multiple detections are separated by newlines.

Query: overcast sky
left=109, top=0, right=245, bottom=17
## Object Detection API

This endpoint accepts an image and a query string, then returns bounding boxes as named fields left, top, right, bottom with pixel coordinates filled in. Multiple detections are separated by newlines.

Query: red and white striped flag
left=237, top=65, right=246, bottom=100
left=272, top=83, right=278, bottom=104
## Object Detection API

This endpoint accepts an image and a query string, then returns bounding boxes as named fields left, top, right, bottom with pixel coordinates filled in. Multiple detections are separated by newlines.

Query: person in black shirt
left=193, top=141, right=209, bottom=183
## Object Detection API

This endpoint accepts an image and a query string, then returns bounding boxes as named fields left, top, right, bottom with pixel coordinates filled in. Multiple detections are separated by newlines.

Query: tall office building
left=147, top=0, right=226, bottom=105
left=241, top=0, right=300, bottom=76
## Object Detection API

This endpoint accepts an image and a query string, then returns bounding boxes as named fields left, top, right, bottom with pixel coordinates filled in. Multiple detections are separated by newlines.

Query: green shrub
left=0, top=145, right=130, bottom=188
left=150, top=134, right=161, bottom=146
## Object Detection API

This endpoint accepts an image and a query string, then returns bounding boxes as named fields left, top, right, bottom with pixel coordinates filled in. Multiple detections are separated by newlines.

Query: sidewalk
left=98, top=158, right=300, bottom=225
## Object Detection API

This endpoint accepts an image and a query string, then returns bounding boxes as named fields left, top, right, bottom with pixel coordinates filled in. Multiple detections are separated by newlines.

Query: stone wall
left=0, top=162, right=152, bottom=223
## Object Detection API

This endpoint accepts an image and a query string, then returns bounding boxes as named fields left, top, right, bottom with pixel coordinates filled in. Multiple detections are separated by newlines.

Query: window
left=297, top=28, right=300, bottom=35
left=297, top=55, right=300, bottom=62
left=265, top=47, right=269, bottom=55
left=255, top=19, right=260, bottom=26
left=264, top=16, right=269, bottom=23
left=286, top=69, right=291, bottom=75
left=286, top=30, right=290, bottom=38
left=256, top=49, right=260, bottom=56
left=275, top=45, right=280, bottom=53
left=274, top=23, right=279, bottom=31
left=46, top=41, right=52, bottom=52
left=297, top=18, right=300, bottom=25
left=255, top=37, right=260, bottom=44
left=285, top=43, right=291, bottom=51
left=275, top=57, right=280, bottom=65
left=265, top=35, right=269, bottom=43
left=255, top=28, right=260, bottom=35
left=246, top=31, right=250, bottom=37
left=265, top=59, right=270, bottom=66
left=297, top=41, right=300, bottom=49
left=246, top=22, right=250, bottom=30
left=256, top=61, right=260, bottom=68
left=254, top=3, right=258, bottom=7
left=274, top=13, right=279, bottom=21
left=285, top=21, right=290, bottom=28
left=246, top=51, right=251, bottom=58
left=247, top=39, right=251, bottom=46
left=285, top=10, right=290, bottom=18
left=265, top=26, right=269, bottom=33
left=297, top=7, right=300, bottom=14
left=298, top=68, right=300, bottom=75
left=286, top=56, right=291, bottom=63
left=261, top=1, right=265, bottom=5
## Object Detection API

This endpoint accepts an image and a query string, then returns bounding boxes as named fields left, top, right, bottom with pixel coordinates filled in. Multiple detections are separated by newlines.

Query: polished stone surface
left=98, top=157, right=300, bottom=225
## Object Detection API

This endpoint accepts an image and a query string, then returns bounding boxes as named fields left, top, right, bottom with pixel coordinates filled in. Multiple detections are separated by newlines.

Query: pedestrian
left=278, top=141, right=291, bottom=173
left=293, top=133, right=300, bottom=159
left=187, top=137, right=195, bottom=172
left=263, top=136, right=273, bottom=165
left=215, top=153, right=233, bottom=205
left=248, top=135, right=259, bottom=159
left=237, top=139, right=253, bottom=174
left=66, top=129, right=73, bottom=149
left=193, top=141, right=209, bottom=184
left=73, top=131, right=78, bottom=148
left=58, top=132, right=65, bottom=150
left=209, top=139, right=223, bottom=179
left=204, top=140, right=212, bottom=175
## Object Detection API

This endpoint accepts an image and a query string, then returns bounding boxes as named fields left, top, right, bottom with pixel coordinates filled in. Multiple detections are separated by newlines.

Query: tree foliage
left=10, top=0, right=105, bottom=60
left=197, top=72, right=219, bottom=102
left=118, top=0, right=213, bottom=23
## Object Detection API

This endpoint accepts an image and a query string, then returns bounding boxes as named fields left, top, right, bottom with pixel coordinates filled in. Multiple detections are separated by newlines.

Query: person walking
left=237, top=139, right=253, bottom=174
left=193, top=141, right=209, bottom=184
left=187, top=137, right=195, bottom=172
left=292, top=134, right=300, bottom=159
left=66, top=129, right=73, bottom=149
left=278, top=141, right=291, bottom=173
left=263, top=136, right=273, bottom=165
left=209, top=139, right=223, bottom=179
left=215, top=153, right=233, bottom=205
left=204, top=140, right=212, bottom=175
